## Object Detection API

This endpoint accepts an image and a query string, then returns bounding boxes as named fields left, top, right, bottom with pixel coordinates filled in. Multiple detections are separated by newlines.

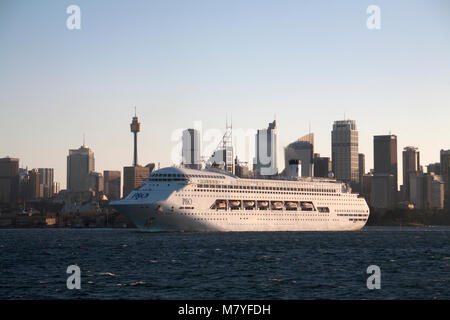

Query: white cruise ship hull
left=111, top=167, right=370, bottom=232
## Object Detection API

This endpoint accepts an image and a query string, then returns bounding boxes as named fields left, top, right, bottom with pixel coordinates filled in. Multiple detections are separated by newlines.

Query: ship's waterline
left=111, top=167, right=370, bottom=232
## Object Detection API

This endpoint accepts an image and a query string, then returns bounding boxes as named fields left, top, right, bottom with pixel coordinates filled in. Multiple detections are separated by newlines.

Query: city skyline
left=1, top=0, right=450, bottom=189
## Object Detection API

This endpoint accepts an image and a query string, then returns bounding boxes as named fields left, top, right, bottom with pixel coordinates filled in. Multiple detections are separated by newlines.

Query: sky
left=1, top=0, right=449, bottom=190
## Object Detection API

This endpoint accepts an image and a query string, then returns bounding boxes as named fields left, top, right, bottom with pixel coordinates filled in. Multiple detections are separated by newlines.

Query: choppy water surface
left=1, top=227, right=449, bottom=299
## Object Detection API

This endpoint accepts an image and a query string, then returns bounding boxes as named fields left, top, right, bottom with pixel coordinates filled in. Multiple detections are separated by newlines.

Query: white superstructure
left=110, top=167, right=370, bottom=232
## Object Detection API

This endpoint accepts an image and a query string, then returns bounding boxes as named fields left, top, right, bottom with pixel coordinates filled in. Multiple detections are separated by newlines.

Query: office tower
left=52, top=182, right=60, bottom=195
left=402, top=146, right=420, bottom=201
left=373, top=135, right=398, bottom=187
left=123, top=113, right=150, bottom=198
left=370, top=174, right=397, bottom=209
left=87, top=172, right=103, bottom=194
left=67, top=144, right=95, bottom=192
left=358, top=153, right=365, bottom=190
left=409, top=173, right=444, bottom=210
left=234, top=157, right=250, bottom=178
left=27, top=168, right=41, bottom=199
left=254, top=120, right=278, bottom=177
left=370, top=135, right=398, bottom=209
left=123, top=166, right=149, bottom=197
left=312, top=153, right=332, bottom=178
left=182, top=129, right=202, bottom=170
left=427, top=163, right=441, bottom=175
left=331, top=120, right=359, bottom=185
left=361, top=173, right=373, bottom=204
left=284, top=133, right=314, bottom=177
left=0, top=157, right=19, bottom=205
left=441, top=149, right=450, bottom=208
left=38, top=168, right=54, bottom=198
left=104, top=170, right=121, bottom=201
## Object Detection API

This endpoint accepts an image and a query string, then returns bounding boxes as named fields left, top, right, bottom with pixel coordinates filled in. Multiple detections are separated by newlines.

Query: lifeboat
left=216, top=201, right=226, bottom=209
left=229, top=200, right=241, bottom=207
left=271, top=201, right=283, bottom=209
left=300, top=202, right=314, bottom=210
left=285, top=201, right=298, bottom=209
left=243, top=200, right=255, bottom=207
left=258, top=201, right=269, bottom=208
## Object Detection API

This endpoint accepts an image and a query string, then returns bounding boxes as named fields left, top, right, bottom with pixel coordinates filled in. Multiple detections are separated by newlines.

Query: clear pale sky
left=1, top=0, right=449, bottom=189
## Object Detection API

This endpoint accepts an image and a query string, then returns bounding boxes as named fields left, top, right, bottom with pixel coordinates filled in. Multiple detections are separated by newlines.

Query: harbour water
left=0, top=227, right=449, bottom=299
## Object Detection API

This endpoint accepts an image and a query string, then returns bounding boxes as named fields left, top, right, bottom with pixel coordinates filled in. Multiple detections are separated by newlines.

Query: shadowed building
left=104, top=170, right=121, bottom=201
left=402, top=146, right=420, bottom=201
left=371, top=135, right=398, bottom=208
left=441, top=149, right=450, bottom=208
left=331, top=120, right=359, bottom=187
left=67, top=145, right=95, bottom=192
left=0, top=157, right=19, bottom=205
left=358, top=153, right=365, bottom=192
left=313, top=153, right=332, bottom=178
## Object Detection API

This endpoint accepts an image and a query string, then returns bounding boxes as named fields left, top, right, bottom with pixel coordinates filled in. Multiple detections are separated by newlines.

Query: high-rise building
left=374, top=135, right=398, bottom=187
left=52, top=182, right=60, bottom=195
left=441, top=149, right=450, bottom=208
left=409, top=173, right=444, bottom=210
left=331, top=120, right=359, bottom=186
left=182, top=129, right=202, bottom=170
left=312, top=153, right=332, bottom=178
left=370, top=174, right=396, bottom=210
left=123, top=166, right=150, bottom=198
left=27, top=168, right=41, bottom=199
left=371, top=135, right=398, bottom=208
left=402, top=146, right=420, bottom=201
left=284, top=133, right=314, bottom=177
left=67, top=144, right=95, bottom=192
left=0, top=157, right=19, bottom=205
left=358, top=153, right=365, bottom=190
left=87, top=172, right=103, bottom=194
left=427, top=163, right=441, bottom=175
left=104, top=170, right=121, bottom=201
left=254, top=120, right=278, bottom=177
left=38, top=168, right=54, bottom=198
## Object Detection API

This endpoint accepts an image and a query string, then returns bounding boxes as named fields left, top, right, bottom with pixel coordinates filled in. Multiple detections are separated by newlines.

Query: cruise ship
left=110, top=167, right=370, bottom=232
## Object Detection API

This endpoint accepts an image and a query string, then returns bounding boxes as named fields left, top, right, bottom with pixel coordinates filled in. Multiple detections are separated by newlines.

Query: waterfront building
left=441, top=149, right=450, bottom=208
left=370, top=174, right=397, bottom=210
left=123, top=166, right=150, bottom=198
left=87, top=172, right=103, bottom=195
left=358, top=153, right=365, bottom=192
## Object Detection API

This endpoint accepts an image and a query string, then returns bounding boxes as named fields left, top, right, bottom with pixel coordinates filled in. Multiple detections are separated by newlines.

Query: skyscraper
left=371, top=135, right=398, bottom=209
left=104, top=170, right=121, bottom=201
left=38, top=168, right=54, bottom=198
left=0, top=157, right=19, bottom=205
left=331, top=120, right=359, bottom=185
left=374, top=135, right=398, bottom=184
left=254, top=120, right=278, bottom=177
left=284, top=133, right=314, bottom=177
left=441, top=149, right=450, bottom=208
left=402, top=146, right=420, bottom=201
left=313, top=153, right=332, bottom=178
left=67, top=144, right=95, bottom=192
left=358, top=153, right=365, bottom=191
left=182, top=129, right=202, bottom=170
